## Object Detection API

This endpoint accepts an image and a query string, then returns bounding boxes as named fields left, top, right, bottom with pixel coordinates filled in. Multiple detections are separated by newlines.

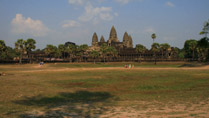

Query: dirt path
left=19, top=65, right=209, bottom=73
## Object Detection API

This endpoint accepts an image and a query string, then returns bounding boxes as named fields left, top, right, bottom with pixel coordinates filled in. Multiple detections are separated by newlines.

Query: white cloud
left=62, top=20, right=81, bottom=28
left=66, top=1, right=118, bottom=25
left=144, top=27, right=155, bottom=33
left=78, top=3, right=115, bottom=24
left=114, top=0, right=143, bottom=5
left=115, top=0, right=131, bottom=4
left=166, top=1, right=175, bottom=7
left=68, top=0, right=86, bottom=5
left=11, top=14, right=49, bottom=37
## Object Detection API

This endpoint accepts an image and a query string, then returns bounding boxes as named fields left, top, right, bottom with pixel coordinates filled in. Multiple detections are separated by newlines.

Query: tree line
left=0, top=20, right=209, bottom=63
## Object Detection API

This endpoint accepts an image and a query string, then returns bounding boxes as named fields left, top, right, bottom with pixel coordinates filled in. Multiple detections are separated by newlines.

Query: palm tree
left=136, top=44, right=147, bottom=62
left=0, top=40, right=6, bottom=60
left=75, top=45, right=82, bottom=62
left=189, top=40, right=197, bottom=60
left=106, top=46, right=118, bottom=62
left=151, top=43, right=160, bottom=65
left=184, top=39, right=197, bottom=59
left=44, top=45, right=57, bottom=60
left=15, top=39, right=25, bottom=64
left=151, top=33, right=156, bottom=43
left=79, top=44, right=89, bottom=62
left=25, top=38, right=36, bottom=63
left=173, top=47, right=180, bottom=58
left=90, top=50, right=99, bottom=64
left=160, top=43, right=170, bottom=59
left=197, top=37, right=209, bottom=61
left=0, top=40, right=6, bottom=52
left=100, top=43, right=108, bottom=63
left=58, top=44, right=66, bottom=59
left=200, top=19, right=209, bottom=38
left=66, top=44, right=76, bottom=62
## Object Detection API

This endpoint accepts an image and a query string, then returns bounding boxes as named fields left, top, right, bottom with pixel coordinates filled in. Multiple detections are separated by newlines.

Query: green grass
left=0, top=62, right=209, bottom=117
left=47, top=62, right=185, bottom=68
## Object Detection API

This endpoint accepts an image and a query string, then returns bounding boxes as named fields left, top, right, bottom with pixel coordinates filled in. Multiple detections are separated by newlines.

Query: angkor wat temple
left=88, top=26, right=178, bottom=62
left=16, top=26, right=178, bottom=63
left=91, top=26, right=133, bottom=48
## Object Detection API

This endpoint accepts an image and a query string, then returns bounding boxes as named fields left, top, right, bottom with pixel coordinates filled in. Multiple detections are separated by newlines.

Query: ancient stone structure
left=25, top=26, right=179, bottom=63
left=28, top=26, right=179, bottom=63
left=100, top=35, right=105, bottom=43
left=91, top=26, right=133, bottom=49
left=92, top=32, right=98, bottom=47
left=122, top=32, right=133, bottom=48
left=108, top=26, right=119, bottom=43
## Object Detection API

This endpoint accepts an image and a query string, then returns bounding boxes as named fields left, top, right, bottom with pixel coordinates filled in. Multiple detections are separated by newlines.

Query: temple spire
left=92, top=32, right=98, bottom=46
left=108, top=26, right=119, bottom=42
left=100, top=35, right=105, bottom=42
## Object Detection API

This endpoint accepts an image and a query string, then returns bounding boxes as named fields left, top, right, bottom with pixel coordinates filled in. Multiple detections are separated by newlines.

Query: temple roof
left=109, top=26, right=117, bottom=39
left=92, top=32, right=98, bottom=42
left=123, top=32, right=129, bottom=42
left=100, top=35, right=105, bottom=42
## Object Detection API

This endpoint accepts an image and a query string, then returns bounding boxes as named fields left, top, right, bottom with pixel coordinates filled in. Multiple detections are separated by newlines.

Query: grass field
left=0, top=62, right=209, bottom=118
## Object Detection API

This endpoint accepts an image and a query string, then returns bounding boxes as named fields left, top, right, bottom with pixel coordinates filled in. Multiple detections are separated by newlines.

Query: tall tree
left=44, top=44, right=57, bottom=60
left=173, top=47, right=180, bottom=59
left=151, top=33, right=156, bottom=43
left=200, top=19, right=209, bottom=38
left=189, top=40, right=197, bottom=60
left=151, top=43, right=160, bottom=65
left=184, top=39, right=197, bottom=59
left=15, top=39, right=25, bottom=64
left=100, top=43, right=108, bottom=63
left=58, top=44, right=66, bottom=59
left=0, top=40, right=6, bottom=60
left=24, top=38, right=36, bottom=63
left=106, top=46, right=118, bottom=62
left=66, top=44, right=76, bottom=62
left=79, top=44, right=89, bottom=62
left=136, top=44, right=147, bottom=62
left=197, top=37, right=209, bottom=61
left=6, top=46, right=18, bottom=60
left=90, top=50, right=99, bottom=64
left=160, top=43, right=171, bottom=59
left=75, top=45, right=82, bottom=62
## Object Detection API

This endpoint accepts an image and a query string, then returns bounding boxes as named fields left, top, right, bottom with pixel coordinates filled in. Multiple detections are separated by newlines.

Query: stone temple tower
left=100, top=35, right=105, bottom=43
left=128, top=35, right=133, bottom=48
left=92, top=32, right=98, bottom=47
left=123, top=32, right=129, bottom=47
left=108, top=26, right=119, bottom=43
left=123, top=32, right=133, bottom=48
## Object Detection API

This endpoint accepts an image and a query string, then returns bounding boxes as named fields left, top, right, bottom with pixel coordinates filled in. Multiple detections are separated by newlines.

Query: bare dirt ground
left=22, top=100, right=209, bottom=118
left=100, top=100, right=209, bottom=118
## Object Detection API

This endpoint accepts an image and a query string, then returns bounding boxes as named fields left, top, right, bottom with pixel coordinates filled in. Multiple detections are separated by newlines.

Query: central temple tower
left=108, top=26, right=119, bottom=43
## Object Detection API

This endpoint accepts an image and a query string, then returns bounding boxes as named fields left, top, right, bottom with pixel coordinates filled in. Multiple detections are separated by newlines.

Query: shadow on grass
left=179, top=63, right=209, bottom=67
left=14, top=91, right=113, bottom=118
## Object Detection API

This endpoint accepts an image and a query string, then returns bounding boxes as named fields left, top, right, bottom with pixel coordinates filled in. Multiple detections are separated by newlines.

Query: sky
left=0, top=0, right=209, bottom=49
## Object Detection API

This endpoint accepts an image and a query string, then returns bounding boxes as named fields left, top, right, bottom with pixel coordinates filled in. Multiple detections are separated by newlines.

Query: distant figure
left=129, top=64, right=131, bottom=69
left=40, top=61, right=44, bottom=66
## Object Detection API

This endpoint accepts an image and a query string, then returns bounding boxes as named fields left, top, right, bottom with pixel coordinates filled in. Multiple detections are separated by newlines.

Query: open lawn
left=0, top=62, right=209, bottom=118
